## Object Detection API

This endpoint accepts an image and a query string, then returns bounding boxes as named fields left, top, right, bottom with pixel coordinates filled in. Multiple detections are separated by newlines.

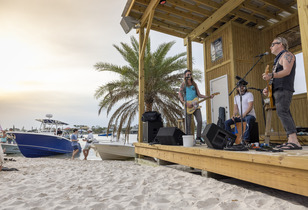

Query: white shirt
left=234, top=92, right=256, bottom=118
left=86, top=133, right=94, bottom=141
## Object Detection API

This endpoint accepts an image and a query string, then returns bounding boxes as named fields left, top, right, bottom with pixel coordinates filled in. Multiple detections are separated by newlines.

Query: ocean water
left=78, top=134, right=138, bottom=161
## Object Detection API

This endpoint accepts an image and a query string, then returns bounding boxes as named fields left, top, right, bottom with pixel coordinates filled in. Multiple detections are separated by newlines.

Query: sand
left=1, top=157, right=307, bottom=210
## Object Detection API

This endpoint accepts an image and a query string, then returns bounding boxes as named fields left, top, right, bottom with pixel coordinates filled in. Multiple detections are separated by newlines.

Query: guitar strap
left=270, top=50, right=286, bottom=84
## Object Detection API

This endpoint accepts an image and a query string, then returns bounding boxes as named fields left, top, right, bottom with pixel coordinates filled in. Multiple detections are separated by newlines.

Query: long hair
left=181, top=70, right=197, bottom=93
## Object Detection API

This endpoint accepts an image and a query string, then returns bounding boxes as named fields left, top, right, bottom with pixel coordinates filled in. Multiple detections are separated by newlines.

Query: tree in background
left=94, top=36, right=201, bottom=139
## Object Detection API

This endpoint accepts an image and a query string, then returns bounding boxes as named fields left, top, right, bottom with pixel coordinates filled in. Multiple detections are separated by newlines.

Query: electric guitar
left=264, top=65, right=275, bottom=108
left=186, top=92, right=220, bottom=114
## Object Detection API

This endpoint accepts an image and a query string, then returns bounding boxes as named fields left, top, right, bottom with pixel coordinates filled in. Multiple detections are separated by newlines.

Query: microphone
left=235, top=76, right=248, bottom=86
left=248, top=87, right=263, bottom=91
left=255, top=52, right=269, bottom=57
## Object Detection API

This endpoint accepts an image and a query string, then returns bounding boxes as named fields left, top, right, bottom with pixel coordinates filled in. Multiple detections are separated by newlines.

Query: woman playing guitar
left=178, top=70, right=215, bottom=143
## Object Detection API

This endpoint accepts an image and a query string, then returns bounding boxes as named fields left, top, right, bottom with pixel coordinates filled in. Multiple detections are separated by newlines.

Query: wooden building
left=121, top=0, right=308, bottom=196
left=122, top=0, right=308, bottom=141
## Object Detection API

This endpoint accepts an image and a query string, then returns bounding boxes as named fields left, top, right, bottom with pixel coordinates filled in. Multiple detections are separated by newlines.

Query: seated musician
left=224, top=83, right=256, bottom=144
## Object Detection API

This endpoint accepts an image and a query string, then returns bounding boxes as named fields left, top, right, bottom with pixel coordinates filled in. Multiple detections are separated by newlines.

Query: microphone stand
left=229, top=55, right=265, bottom=145
left=183, top=80, right=188, bottom=134
left=247, top=87, right=266, bottom=125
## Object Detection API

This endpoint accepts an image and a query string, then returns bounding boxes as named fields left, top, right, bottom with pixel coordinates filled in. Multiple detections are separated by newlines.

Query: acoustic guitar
left=186, top=92, right=220, bottom=114
left=264, top=65, right=275, bottom=108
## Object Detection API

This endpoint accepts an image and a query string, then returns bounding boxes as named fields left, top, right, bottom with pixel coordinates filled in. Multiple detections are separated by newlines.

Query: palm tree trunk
left=145, top=102, right=152, bottom=112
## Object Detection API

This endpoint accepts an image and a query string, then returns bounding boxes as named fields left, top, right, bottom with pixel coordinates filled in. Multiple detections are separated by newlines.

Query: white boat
left=1, top=143, right=21, bottom=154
left=93, top=143, right=135, bottom=160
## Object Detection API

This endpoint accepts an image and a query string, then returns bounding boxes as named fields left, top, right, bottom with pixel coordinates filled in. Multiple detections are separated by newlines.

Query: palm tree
left=94, top=36, right=201, bottom=139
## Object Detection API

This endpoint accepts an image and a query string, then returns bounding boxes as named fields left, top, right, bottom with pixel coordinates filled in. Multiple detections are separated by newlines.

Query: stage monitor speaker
left=155, top=127, right=185, bottom=145
left=143, top=121, right=163, bottom=143
left=202, top=123, right=236, bottom=150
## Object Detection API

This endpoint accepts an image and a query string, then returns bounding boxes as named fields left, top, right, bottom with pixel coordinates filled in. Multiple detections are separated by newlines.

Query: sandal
left=275, top=143, right=288, bottom=148
left=280, top=143, right=302, bottom=150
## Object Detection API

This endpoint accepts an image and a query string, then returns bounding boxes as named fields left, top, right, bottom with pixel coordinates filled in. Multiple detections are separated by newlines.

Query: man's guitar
left=186, top=92, right=220, bottom=114
left=264, top=65, right=275, bottom=108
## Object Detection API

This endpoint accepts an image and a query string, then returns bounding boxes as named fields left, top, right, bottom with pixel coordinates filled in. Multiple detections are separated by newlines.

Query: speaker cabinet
left=250, top=122, right=259, bottom=143
left=202, top=123, right=236, bottom=150
left=155, top=127, right=185, bottom=145
left=120, top=16, right=138, bottom=34
left=143, top=121, right=163, bottom=143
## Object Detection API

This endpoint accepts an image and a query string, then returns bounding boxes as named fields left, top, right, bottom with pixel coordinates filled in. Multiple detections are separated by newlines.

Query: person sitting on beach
left=70, top=129, right=79, bottom=160
left=83, top=129, right=94, bottom=160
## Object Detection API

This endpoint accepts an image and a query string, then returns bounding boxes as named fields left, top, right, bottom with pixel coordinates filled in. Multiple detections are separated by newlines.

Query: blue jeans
left=224, top=115, right=256, bottom=141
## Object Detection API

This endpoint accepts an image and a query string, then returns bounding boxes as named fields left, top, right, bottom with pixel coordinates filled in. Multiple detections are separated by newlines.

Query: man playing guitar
left=179, top=69, right=215, bottom=143
left=262, top=37, right=302, bottom=150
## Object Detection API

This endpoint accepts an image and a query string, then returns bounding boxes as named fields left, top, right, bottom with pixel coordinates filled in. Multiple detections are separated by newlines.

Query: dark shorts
left=72, top=145, right=79, bottom=151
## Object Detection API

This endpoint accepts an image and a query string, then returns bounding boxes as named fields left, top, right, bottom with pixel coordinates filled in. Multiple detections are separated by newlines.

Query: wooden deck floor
left=134, top=143, right=308, bottom=197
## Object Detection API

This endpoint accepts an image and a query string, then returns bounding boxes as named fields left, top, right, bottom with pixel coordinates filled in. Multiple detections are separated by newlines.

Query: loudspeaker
left=202, top=123, right=236, bottom=150
left=143, top=121, right=163, bottom=143
left=120, top=16, right=139, bottom=34
left=155, top=127, right=185, bottom=145
left=250, top=122, right=259, bottom=143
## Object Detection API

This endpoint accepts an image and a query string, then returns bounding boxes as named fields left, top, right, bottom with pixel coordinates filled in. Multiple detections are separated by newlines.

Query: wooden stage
left=134, top=143, right=308, bottom=197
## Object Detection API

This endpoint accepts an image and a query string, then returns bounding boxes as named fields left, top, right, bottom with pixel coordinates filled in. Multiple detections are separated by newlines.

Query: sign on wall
left=211, top=37, right=223, bottom=62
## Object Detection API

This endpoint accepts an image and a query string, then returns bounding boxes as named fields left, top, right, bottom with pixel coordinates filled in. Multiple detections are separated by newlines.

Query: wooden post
left=138, top=28, right=145, bottom=143
left=184, top=37, right=195, bottom=134
left=203, top=41, right=211, bottom=123
left=264, top=109, right=272, bottom=145
left=185, top=37, right=193, bottom=71
left=297, top=1, right=308, bottom=100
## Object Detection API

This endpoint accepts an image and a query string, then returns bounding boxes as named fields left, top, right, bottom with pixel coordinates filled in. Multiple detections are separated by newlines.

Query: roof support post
left=138, top=1, right=158, bottom=143
left=138, top=27, right=145, bottom=143
left=184, top=37, right=193, bottom=71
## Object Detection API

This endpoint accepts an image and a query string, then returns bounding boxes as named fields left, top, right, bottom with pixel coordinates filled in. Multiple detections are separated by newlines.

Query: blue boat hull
left=12, top=132, right=81, bottom=158
left=98, top=133, right=112, bottom=136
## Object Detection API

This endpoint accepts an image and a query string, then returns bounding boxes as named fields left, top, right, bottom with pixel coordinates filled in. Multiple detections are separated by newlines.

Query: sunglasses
left=270, top=42, right=281, bottom=47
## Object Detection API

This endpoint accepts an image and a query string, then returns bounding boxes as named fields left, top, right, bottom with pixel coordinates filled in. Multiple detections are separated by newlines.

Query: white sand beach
left=1, top=157, right=307, bottom=210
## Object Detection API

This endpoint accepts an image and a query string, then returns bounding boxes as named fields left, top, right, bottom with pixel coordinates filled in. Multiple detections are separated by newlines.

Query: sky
left=0, top=0, right=306, bottom=131
left=0, top=0, right=204, bottom=130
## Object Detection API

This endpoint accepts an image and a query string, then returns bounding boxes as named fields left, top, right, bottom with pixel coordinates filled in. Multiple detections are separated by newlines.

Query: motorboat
left=1, top=143, right=21, bottom=154
left=93, top=142, right=135, bottom=160
left=9, top=114, right=81, bottom=158
left=98, top=133, right=112, bottom=137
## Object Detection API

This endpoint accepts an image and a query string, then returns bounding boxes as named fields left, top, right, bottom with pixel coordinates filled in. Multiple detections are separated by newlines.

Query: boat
left=93, top=142, right=135, bottom=160
left=1, top=143, right=21, bottom=154
left=9, top=115, right=81, bottom=158
left=98, top=133, right=112, bottom=137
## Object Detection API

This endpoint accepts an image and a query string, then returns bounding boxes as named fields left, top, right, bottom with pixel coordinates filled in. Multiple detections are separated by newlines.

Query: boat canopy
left=35, top=119, right=69, bottom=125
